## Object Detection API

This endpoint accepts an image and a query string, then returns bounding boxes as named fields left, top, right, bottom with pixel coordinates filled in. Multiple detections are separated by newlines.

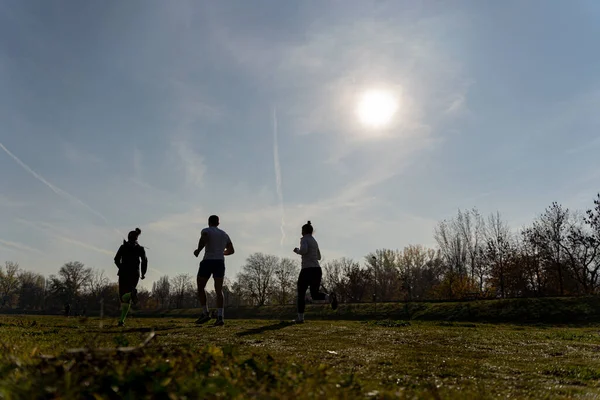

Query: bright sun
left=356, top=89, right=399, bottom=128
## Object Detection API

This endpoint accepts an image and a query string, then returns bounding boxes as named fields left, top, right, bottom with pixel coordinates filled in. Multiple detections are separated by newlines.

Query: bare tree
left=527, top=202, right=571, bottom=295
left=87, top=269, right=110, bottom=299
left=17, top=270, right=45, bottom=310
left=518, top=229, right=546, bottom=295
left=236, top=253, right=278, bottom=306
left=46, top=261, right=92, bottom=305
left=170, top=274, right=192, bottom=309
left=216, top=277, right=238, bottom=307
left=485, top=211, right=514, bottom=298
left=273, top=258, right=298, bottom=305
left=228, top=280, right=246, bottom=306
left=456, top=208, right=486, bottom=287
left=397, top=245, right=441, bottom=300
left=341, top=259, right=371, bottom=302
left=435, top=208, right=486, bottom=291
left=323, top=257, right=372, bottom=303
left=322, top=258, right=349, bottom=301
left=365, top=249, right=401, bottom=301
left=0, top=261, right=21, bottom=308
left=582, top=194, right=600, bottom=290
left=152, top=276, right=171, bottom=309
left=561, top=198, right=600, bottom=294
left=415, top=249, right=445, bottom=299
left=135, top=287, right=153, bottom=310
left=434, top=218, right=468, bottom=297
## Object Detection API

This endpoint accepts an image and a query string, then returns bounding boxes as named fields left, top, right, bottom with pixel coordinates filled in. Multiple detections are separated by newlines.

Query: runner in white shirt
left=293, top=221, right=337, bottom=323
left=193, top=215, right=234, bottom=326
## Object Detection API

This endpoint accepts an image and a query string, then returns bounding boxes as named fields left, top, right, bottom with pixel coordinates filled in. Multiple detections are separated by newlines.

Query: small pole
left=373, top=293, right=377, bottom=317
left=372, top=256, right=378, bottom=319
left=99, top=297, right=104, bottom=328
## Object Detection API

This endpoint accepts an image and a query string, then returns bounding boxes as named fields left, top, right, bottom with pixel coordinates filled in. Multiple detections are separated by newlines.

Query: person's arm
left=194, top=230, right=208, bottom=257
left=317, top=246, right=321, bottom=261
left=140, top=247, right=148, bottom=279
left=114, top=245, right=123, bottom=268
left=224, top=236, right=235, bottom=256
left=294, top=237, right=309, bottom=255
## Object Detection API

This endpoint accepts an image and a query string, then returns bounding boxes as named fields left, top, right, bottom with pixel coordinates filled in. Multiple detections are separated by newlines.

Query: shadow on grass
left=84, top=326, right=182, bottom=334
left=236, top=321, right=295, bottom=337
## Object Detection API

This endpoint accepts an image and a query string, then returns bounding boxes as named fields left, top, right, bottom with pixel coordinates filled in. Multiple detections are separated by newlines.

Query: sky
left=1, top=0, right=599, bottom=290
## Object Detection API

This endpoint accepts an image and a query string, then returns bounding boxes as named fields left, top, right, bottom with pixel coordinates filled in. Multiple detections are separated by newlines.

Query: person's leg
left=308, top=268, right=338, bottom=310
left=197, top=276, right=209, bottom=310
left=196, top=261, right=212, bottom=324
left=212, top=260, right=225, bottom=326
left=214, top=278, right=224, bottom=309
left=130, top=275, right=140, bottom=305
left=308, top=267, right=327, bottom=301
left=118, top=276, right=134, bottom=326
left=213, top=277, right=224, bottom=326
left=197, top=260, right=210, bottom=310
left=213, top=260, right=225, bottom=308
left=296, top=269, right=310, bottom=322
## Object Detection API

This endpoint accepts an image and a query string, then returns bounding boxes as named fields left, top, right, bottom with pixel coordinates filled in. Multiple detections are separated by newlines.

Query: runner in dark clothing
left=114, top=228, right=147, bottom=326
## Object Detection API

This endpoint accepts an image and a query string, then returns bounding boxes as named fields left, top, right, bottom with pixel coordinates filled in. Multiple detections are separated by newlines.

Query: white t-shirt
left=296, top=234, right=321, bottom=269
left=202, top=226, right=231, bottom=261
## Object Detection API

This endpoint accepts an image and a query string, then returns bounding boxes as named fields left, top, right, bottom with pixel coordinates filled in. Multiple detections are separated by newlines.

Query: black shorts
left=118, top=274, right=139, bottom=299
left=297, top=267, right=323, bottom=290
left=198, top=259, right=226, bottom=279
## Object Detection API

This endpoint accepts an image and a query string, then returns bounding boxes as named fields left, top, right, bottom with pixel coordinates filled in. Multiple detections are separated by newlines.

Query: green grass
left=1, top=315, right=600, bottom=399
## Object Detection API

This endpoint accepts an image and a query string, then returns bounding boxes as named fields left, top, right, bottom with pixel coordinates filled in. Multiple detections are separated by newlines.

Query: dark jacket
left=114, top=240, right=148, bottom=277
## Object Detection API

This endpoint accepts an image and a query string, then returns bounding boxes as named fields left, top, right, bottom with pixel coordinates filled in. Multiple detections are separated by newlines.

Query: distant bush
left=138, top=296, right=600, bottom=324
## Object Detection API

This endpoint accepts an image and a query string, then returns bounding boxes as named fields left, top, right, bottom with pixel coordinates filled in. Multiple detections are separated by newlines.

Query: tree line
left=1, top=194, right=599, bottom=313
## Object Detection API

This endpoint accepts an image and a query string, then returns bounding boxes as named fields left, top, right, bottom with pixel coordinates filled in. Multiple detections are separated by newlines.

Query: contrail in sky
left=0, top=238, right=44, bottom=255
left=272, top=107, right=286, bottom=247
left=0, top=141, right=124, bottom=238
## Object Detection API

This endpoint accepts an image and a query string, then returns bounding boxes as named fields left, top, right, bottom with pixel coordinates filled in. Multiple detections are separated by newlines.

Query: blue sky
left=1, top=0, right=599, bottom=289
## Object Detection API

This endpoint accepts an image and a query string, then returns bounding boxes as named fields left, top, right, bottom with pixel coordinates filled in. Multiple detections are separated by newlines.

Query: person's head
left=208, top=215, right=220, bottom=227
left=301, top=221, right=314, bottom=235
left=127, top=227, right=141, bottom=242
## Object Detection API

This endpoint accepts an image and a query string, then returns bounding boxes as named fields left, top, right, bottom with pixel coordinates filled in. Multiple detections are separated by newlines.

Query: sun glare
left=356, top=89, right=399, bottom=129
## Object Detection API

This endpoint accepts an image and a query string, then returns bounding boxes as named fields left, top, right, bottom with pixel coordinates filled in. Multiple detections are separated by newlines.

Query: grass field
left=1, top=315, right=600, bottom=399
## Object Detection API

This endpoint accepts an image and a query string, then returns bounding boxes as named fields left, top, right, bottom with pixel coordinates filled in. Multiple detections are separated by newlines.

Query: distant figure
left=293, top=221, right=337, bottom=323
left=193, top=215, right=235, bottom=327
left=114, top=227, right=147, bottom=327
left=64, top=303, right=71, bottom=317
